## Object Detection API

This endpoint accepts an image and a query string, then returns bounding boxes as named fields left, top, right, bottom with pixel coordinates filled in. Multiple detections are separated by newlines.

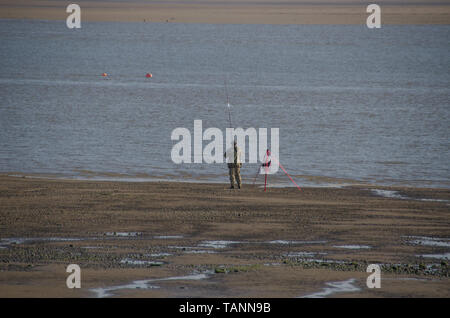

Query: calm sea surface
left=0, top=20, right=449, bottom=187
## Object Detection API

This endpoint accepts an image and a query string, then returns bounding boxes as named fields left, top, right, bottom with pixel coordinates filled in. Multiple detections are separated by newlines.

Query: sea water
left=0, top=20, right=449, bottom=188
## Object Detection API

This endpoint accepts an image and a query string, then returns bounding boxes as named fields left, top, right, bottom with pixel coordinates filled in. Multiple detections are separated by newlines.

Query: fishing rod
left=224, top=77, right=233, bottom=128
left=253, top=150, right=302, bottom=192
left=252, top=149, right=271, bottom=191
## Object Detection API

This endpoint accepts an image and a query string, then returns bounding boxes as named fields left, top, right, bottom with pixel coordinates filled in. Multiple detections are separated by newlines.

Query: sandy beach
left=0, top=175, right=448, bottom=297
left=1, top=0, right=449, bottom=302
left=0, top=0, right=449, bottom=24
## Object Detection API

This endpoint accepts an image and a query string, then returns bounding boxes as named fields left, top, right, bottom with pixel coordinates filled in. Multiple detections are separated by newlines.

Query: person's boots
left=238, top=184, right=241, bottom=189
left=230, top=185, right=235, bottom=189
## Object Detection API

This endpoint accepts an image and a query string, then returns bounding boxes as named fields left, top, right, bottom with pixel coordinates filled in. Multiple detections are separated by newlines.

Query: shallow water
left=371, top=189, right=449, bottom=202
left=268, top=240, right=327, bottom=245
left=301, top=279, right=360, bottom=298
left=371, top=189, right=409, bottom=200
left=405, top=236, right=450, bottom=248
left=196, top=239, right=328, bottom=248
left=418, top=253, right=450, bottom=260
left=90, top=271, right=212, bottom=298
left=184, top=250, right=217, bottom=254
left=333, top=245, right=371, bottom=250
left=0, top=20, right=449, bottom=188
left=104, top=232, right=142, bottom=237
left=147, top=252, right=172, bottom=257
left=198, top=240, right=242, bottom=249
left=0, top=237, right=86, bottom=247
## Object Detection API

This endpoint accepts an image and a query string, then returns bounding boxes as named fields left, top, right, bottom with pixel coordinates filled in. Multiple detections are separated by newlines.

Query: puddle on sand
left=152, top=247, right=216, bottom=254
left=146, top=253, right=172, bottom=257
left=104, top=232, right=142, bottom=237
left=268, top=240, right=327, bottom=245
left=0, top=232, right=148, bottom=248
left=153, top=235, right=184, bottom=239
left=405, top=236, right=450, bottom=248
left=90, top=271, right=212, bottom=298
left=0, top=237, right=86, bottom=247
left=184, top=250, right=217, bottom=254
left=0, top=238, right=27, bottom=247
left=285, top=252, right=327, bottom=257
left=303, top=258, right=346, bottom=264
left=91, top=281, right=160, bottom=298
left=196, top=240, right=327, bottom=249
left=333, top=245, right=371, bottom=250
left=120, top=258, right=164, bottom=266
left=371, top=189, right=449, bottom=203
left=198, top=241, right=242, bottom=249
left=371, top=189, right=408, bottom=200
left=264, top=262, right=282, bottom=266
left=417, top=253, right=450, bottom=260
left=419, top=198, right=449, bottom=202
left=301, top=279, right=360, bottom=298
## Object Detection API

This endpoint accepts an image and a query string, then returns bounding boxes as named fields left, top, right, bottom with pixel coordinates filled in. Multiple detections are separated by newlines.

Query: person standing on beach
left=224, top=140, right=242, bottom=189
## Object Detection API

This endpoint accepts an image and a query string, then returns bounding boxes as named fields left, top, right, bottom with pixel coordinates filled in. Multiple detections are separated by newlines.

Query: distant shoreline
left=2, top=172, right=449, bottom=192
left=0, top=0, right=449, bottom=24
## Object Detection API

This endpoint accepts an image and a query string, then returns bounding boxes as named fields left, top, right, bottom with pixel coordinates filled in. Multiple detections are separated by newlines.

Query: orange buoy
left=146, top=73, right=152, bottom=78
left=102, top=73, right=107, bottom=77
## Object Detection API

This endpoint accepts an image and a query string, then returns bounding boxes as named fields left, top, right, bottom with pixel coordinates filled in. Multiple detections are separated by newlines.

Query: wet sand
left=0, top=0, right=449, bottom=24
left=0, top=175, right=449, bottom=297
